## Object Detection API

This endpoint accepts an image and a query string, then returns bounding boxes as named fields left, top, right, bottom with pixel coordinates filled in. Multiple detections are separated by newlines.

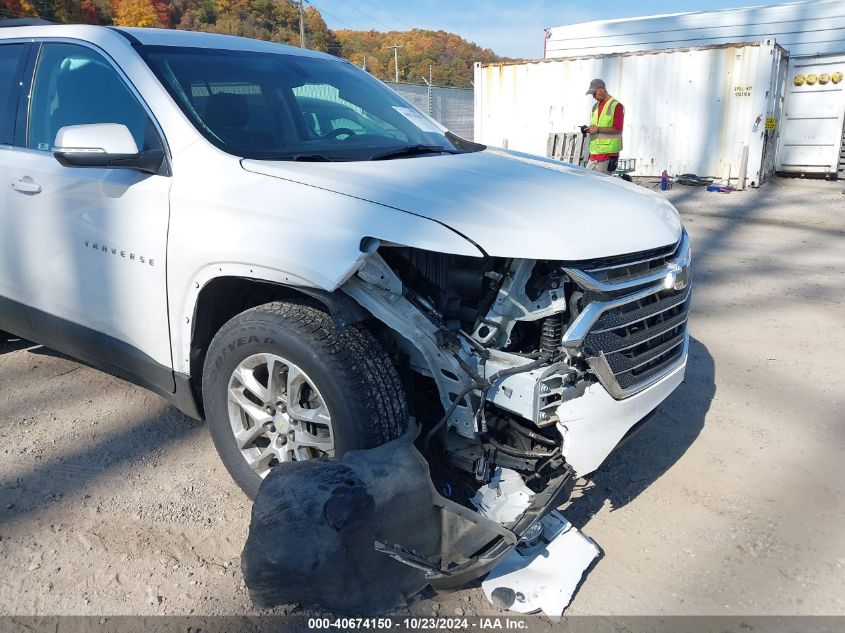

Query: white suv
left=0, top=25, right=690, bottom=527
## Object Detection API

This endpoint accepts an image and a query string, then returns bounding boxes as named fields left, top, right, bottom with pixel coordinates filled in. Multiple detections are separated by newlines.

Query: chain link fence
left=385, top=81, right=475, bottom=141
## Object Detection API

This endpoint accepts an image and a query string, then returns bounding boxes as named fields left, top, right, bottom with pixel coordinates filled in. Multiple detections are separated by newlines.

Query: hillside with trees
left=333, top=29, right=503, bottom=86
left=0, top=0, right=509, bottom=86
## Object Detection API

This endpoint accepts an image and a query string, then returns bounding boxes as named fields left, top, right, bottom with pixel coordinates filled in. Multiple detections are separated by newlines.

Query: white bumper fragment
left=556, top=339, right=687, bottom=477
left=481, top=511, right=600, bottom=615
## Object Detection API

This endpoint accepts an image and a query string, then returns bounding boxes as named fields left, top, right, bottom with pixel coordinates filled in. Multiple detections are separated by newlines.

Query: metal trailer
left=474, top=40, right=788, bottom=185
left=776, top=52, right=845, bottom=178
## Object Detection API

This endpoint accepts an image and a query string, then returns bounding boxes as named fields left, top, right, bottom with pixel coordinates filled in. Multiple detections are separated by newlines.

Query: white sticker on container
left=392, top=106, right=443, bottom=134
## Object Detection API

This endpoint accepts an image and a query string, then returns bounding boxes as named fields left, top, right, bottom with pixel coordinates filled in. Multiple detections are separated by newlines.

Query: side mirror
left=52, top=123, right=164, bottom=174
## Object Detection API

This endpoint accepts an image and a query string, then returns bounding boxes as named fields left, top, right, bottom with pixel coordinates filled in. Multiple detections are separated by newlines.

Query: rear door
left=2, top=40, right=174, bottom=392
left=0, top=41, right=34, bottom=338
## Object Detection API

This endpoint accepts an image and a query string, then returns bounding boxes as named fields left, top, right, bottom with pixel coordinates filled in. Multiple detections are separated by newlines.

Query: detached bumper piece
left=242, top=429, right=547, bottom=614
left=482, top=511, right=601, bottom=616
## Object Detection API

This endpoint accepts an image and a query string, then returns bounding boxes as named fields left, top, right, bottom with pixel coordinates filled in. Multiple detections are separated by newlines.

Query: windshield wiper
left=253, top=153, right=338, bottom=162
left=370, top=145, right=456, bottom=161
left=291, top=153, right=335, bottom=162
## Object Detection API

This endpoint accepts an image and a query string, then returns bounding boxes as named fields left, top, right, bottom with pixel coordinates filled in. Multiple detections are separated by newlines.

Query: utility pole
left=389, top=44, right=402, bottom=83
left=299, top=0, right=305, bottom=48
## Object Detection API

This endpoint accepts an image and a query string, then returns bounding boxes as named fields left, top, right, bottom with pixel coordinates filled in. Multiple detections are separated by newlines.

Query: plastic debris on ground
left=481, top=511, right=601, bottom=616
left=675, top=173, right=714, bottom=186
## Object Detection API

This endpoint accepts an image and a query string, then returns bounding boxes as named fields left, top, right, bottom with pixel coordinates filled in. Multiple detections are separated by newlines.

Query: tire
left=202, top=300, right=408, bottom=498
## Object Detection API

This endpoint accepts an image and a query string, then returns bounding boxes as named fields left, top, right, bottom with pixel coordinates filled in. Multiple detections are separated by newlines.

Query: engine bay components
left=471, top=468, right=534, bottom=524
left=343, top=249, right=586, bottom=518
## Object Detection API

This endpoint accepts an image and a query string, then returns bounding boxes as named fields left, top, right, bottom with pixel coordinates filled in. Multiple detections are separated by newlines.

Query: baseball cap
left=586, top=78, right=606, bottom=95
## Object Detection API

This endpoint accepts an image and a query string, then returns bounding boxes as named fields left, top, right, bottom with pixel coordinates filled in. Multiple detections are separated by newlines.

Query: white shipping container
left=474, top=41, right=788, bottom=185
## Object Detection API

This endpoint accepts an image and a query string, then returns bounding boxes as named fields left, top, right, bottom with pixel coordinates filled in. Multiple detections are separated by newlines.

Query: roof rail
left=0, top=18, right=59, bottom=28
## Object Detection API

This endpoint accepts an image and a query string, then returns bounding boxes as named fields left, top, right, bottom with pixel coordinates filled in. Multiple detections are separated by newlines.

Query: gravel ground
left=1, top=177, right=844, bottom=617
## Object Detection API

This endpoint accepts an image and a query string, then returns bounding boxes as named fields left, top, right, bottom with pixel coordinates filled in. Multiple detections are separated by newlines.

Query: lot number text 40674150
left=307, top=617, right=529, bottom=630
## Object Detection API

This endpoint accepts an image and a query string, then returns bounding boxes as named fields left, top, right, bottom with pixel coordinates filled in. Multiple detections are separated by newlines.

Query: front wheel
left=202, top=300, right=408, bottom=498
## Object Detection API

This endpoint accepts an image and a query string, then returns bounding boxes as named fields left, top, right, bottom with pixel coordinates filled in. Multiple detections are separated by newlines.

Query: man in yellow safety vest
left=585, top=78, right=624, bottom=172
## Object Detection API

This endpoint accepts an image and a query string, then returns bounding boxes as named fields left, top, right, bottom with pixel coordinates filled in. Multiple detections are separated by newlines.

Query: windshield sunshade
left=140, top=45, right=479, bottom=161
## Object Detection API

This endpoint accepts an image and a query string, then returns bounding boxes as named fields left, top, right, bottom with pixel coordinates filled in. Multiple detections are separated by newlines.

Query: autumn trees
left=0, top=0, right=507, bottom=86
left=113, top=0, right=166, bottom=27
left=335, top=28, right=503, bottom=87
left=2, top=0, right=111, bottom=24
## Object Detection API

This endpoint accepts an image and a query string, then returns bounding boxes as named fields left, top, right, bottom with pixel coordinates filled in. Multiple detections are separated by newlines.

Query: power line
left=303, top=0, right=356, bottom=31
left=357, top=0, right=414, bottom=30
left=333, top=0, right=393, bottom=31
left=307, top=0, right=410, bottom=33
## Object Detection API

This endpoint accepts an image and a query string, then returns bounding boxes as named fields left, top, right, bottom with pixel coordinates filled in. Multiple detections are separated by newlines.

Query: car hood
left=242, top=148, right=682, bottom=260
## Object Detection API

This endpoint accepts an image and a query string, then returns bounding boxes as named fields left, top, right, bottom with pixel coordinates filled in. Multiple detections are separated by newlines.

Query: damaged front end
left=244, top=232, right=692, bottom=611
left=350, top=233, right=688, bottom=472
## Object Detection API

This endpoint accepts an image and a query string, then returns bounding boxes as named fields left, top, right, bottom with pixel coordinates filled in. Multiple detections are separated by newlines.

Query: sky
left=305, top=0, right=803, bottom=58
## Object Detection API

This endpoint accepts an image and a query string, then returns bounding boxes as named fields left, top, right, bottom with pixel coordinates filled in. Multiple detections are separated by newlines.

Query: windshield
left=140, top=45, right=482, bottom=161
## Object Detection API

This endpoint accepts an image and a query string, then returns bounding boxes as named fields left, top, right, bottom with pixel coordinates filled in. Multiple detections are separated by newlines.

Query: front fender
left=167, top=145, right=483, bottom=373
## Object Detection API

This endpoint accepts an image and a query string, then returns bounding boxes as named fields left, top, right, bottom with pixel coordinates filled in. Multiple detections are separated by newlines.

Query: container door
left=776, top=54, right=845, bottom=176
left=760, top=45, right=787, bottom=181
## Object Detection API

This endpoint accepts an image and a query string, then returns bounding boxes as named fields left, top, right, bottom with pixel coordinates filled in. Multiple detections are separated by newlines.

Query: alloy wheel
left=227, top=353, right=334, bottom=478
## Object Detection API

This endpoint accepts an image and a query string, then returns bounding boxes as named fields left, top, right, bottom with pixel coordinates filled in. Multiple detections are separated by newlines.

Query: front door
left=1, top=41, right=174, bottom=391
left=0, top=40, right=34, bottom=338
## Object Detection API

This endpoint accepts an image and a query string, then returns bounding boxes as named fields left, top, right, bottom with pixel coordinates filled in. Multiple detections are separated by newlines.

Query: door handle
left=10, top=178, right=42, bottom=194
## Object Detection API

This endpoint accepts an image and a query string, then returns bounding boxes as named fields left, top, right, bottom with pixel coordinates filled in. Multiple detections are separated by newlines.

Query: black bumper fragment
left=242, top=428, right=574, bottom=613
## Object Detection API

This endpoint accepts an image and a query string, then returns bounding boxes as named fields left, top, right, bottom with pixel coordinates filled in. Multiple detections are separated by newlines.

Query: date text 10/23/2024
left=307, top=618, right=530, bottom=630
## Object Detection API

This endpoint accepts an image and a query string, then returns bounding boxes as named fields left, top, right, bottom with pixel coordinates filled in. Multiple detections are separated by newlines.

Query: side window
left=188, top=81, right=280, bottom=149
left=0, top=44, right=29, bottom=145
left=27, top=43, right=160, bottom=153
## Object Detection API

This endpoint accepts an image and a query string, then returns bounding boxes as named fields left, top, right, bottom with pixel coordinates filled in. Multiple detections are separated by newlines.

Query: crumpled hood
left=242, top=148, right=682, bottom=260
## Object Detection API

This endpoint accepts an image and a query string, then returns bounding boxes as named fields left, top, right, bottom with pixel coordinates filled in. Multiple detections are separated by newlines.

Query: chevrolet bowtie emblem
left=664, top=262, right=688, bottom=291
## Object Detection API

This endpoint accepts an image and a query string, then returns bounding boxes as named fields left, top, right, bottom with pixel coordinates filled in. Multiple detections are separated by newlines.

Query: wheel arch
left=184, top=274, right=368, bottom=417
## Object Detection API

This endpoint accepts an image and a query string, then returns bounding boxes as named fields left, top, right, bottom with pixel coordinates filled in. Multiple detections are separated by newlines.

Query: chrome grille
left=584, top=285, right=690, bottom=391
left=580, top=239, right=682, bottom=286
left=561, top=231, right=692, bottom=399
